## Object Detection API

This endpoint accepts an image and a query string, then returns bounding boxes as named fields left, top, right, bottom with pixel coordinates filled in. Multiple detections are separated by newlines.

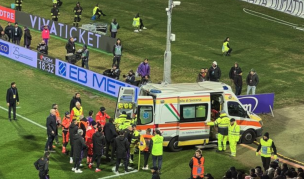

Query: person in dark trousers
left=113, top=130, right=130, bottom=174
left=246, top=68, right=259, bottom=95
left=5, top=22, right=14, bottom=42
left=81, top=45, right=89, bottom=69
left=142, top=128, right=153, bottom=170
left=89, top=127, right=106, bottom=172
left=13, top=23, right=22, bottom=45
left=149, top=130, right=164, bottom=174
left=69, top=119, right=78, bottom=164
left=103, top=64, right=120, bottom=80
left=222, top=37, right=232, bottom=56
left=124, top=70, right=136, bottom=85
left=34, top=152, right=50, bottom=179
left=51, top=4, right=60, bottom=22
left=234, top=70, right=243, bottom=95
left=37, top=40, right=48, bottom=55
left=208, top=61, right=221, bottom=82
left=23, top=26, right=32, bottom=49
left=229, top=62, right=241, bottom=85
left=6, top=82, right=19, bottom=121
left=104, top=118, right=117, bottom=162
left=93, top=4, right=106, bottom=19
left=45, top=109, right=57, bottom=152
left=66, top=37, right=76, bottom=54
left=70, top=92, right=81, bottom=112
left=73, top=2, right=83, bottom=27
left=151, top=166, right=161, bottom=179
left=135, top=13, right=147, bottom=32
left=256, top=132, right=277, bottom=171
left=112, top=39, right=122, bottom=69
left=72, top=129, right=87, bottom=173
left=110, top=19, right=120, bottom=38
left=189, top=149, right=205, bottom=179
left=15, top=0, right=22, bottom=11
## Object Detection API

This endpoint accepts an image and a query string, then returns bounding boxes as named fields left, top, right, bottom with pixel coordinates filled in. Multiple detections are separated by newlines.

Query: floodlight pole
left=163, top=0, right=173, bottom=84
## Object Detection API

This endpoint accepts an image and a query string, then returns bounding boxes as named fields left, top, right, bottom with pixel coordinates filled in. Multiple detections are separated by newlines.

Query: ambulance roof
left=141, top=81, right=232, bottom=95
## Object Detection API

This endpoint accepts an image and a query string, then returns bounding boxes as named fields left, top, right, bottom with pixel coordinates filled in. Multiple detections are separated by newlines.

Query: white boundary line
left=98, top=167, right=138, bottom=179
left=0, top=105, right=46, bottom=130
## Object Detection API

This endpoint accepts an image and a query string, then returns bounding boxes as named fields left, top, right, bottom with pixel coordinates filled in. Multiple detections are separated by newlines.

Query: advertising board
left=0, top=6, right=15, bottom=23
left=238, top=93, right=275, bottom=114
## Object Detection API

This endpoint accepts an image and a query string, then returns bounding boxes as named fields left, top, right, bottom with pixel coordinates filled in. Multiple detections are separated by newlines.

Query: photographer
left=124, top=70, right=135, bottom=85
left=66, top=37, right=75, bottom=54
left=81, top=45, right=89, bottom=69
left=140, top=75, right=151, bottom=86
left=103, top=65, right=120, bottom=80
left=37, top=40, right=48, bottom=55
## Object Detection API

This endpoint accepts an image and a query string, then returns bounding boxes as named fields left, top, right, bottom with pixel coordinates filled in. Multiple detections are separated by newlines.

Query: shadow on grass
left=232, top=48, right=249, bottom=55
left=92, top=65, right=108, bottom=70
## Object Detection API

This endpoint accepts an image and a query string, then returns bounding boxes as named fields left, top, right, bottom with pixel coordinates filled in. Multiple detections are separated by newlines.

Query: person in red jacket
left=95, top=107, right=110, bottom=128
left=85, top=120, right=97, bottom=164
left=61, top=111, right=71, bottom=154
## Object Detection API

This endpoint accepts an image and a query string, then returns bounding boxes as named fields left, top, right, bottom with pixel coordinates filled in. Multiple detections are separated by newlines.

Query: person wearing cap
left=256, top=132, right=277, bottom=171
left=70, top=101, right=83, bottom=122
left=115, top=111, right=127, bottom=130
left=81, top=45, right=90, bottom=69
left=61, top=111, right=71, bottom=154
left=229, top=62, right=241, bottom=86
left=228, top=118, right=240, bottom=157
left=89, top=127, right=106, bottom=172
left=234, top=70, right=243, bottom=95
left=34, top=152, right=50, bottom=179
left=206, top=110, right=230, bottom=152
left=113, top=130, right=130, bottom=174
left=189, top=149, right=205, bottom=179
left=96, top=107, right=111, bottom=128
left=110, top=19, right=120, bottom=38
left=23, top=26, right=32, bottom=49
left=151, top=166, right=160, bottom=179
left=73, top=2, right=83, bottom=27
left=149, top=130, right=164, bottom=174
left=208, top=61, right=221, bottom=82
left=85, top=120, right=97, bottom=165
left=246, top=69, right=259, bottom=95
left=125, top=70, right=135, bottom=85
left=12, top=23, right=22, bottom=45
left=69, top=119, right=78, bottom=164
left=15, top=0, right=23, bottom=11
left=51, top=4, right=60, bottom=22
left=72, top=129, right=87, bottom=173
left=222, top=37, right=232, bottom=56
left=129, top=124, right=140, bottom=164
left=112, top=39, right=123, bottom=69
left=104, top=118, right=117, bottom=162
left=6, top=82, right=19, bottom=121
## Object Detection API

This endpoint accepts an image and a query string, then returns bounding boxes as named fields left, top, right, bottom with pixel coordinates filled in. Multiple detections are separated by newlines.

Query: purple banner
left=238, top=93, right=274, bottom=114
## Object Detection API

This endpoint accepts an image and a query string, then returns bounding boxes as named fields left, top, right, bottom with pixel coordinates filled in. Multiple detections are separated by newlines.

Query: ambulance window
left=138, top=106, right=153, bottom=125
left=228, top=102, right=246, bottom=117
left=180, top=104, right=208, bottom=122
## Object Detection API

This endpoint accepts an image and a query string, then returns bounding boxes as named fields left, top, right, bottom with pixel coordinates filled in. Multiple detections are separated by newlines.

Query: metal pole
left=163, top=0, right=173, bottom=84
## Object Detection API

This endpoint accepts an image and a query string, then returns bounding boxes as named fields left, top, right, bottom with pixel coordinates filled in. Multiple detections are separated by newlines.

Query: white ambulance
left=115, top=81, right=263, bottom=151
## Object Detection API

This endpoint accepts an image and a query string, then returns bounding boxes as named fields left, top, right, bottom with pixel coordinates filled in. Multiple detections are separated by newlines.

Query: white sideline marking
left=0, top=105, right=47, bottom=130
left=98, top=167, right=138, bottom=179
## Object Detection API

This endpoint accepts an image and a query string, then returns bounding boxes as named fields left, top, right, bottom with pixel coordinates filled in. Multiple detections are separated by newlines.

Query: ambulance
left=115, top=81, right=263, bottom=151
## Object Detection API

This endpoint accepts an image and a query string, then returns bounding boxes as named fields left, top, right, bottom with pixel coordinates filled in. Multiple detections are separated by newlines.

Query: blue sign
left=0, top=41, right=9, bottom=55
left=55, top=60, right=139, bottom=101
left=143, top=112, right=149, bottom=119
left=238, top=93, right=275, bottom=114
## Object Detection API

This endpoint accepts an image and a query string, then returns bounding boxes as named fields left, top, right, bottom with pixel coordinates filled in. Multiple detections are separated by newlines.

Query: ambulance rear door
left=115, top=87, right=136, bottom=119
left=136, top=96, right=155, bottom=133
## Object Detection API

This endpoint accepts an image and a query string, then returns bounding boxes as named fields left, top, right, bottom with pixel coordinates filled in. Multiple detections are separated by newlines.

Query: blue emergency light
left=150, top=89, right=162, bottom=93
left=223, top=86, right=229, bottom=90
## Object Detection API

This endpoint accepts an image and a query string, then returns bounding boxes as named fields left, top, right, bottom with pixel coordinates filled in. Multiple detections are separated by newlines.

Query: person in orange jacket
left=142, top=128, right=153, bottom=170
left=52, top=104, right=61, bottom=146
left=96, top=107, right=110, bottom=128
left=61, top=111, right=71, bottom=154
left=86, top=120, right=97, bottom=164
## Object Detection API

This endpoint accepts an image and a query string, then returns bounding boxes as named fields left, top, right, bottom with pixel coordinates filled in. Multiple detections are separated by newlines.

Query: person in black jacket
left=45, top=109, right=57, bottom=152
left=69, top=119, right=78, bottom=164
left=229, top=62, right=241, bottom=85
left=37, top=40, right=48, bottom=55
left=0, top=24, right=3, bottom=35
left=124, top=70, right=135, bottom=85
left=6, top=82, right=19, bottom=121
left=72, top=129, right=87, bottom=173
left=5, top=22, right=14, bottom=42
left=66, top=37, right=76, bottom=54
left=51, top=4, right=60, bottom=21
left=151, top=166, right=161, bottom=179
left=113, top=130, right=130, bottom=174
left=69, top=92, right=81, bottom=112
left=89, top=127, right=106, bottom=172
left=104, top=118, right=117, bottom=162
left=13, top=23, right=23, bottom=45
left=234, top=70, right=243, bottom=95
left=23, top=26, right=32, bottom=49
left=34, top=152, right=50, bottom=179
left=73, top=2, right=83, bottom=27
left=208, top=61, right=221, bottom=82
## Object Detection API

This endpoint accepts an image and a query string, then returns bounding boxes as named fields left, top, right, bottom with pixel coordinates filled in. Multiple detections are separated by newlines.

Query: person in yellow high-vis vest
left=149, top=130, right=163, bottom=174
left=93, top=4, right=106, bottom=19
left=133, top=13, right=147, bottom=33
left=256, top=132, right=277, bottom=171
left=129, top=125, right=140, bottom=164
left=70, top=102, right=83, bottom=122
left=228, top=118, right=240, bottom=157
left=114, top=111, right=127, bottom=131
left=206, top=110, right=230, bottom=152
left=222, top=37, right=232, bottom=56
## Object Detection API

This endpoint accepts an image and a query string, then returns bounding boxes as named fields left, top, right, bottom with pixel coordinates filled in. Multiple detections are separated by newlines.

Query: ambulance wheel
left=168, top=137, right=182, bottom=152
left=241, top=130, right=256, bottom=144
